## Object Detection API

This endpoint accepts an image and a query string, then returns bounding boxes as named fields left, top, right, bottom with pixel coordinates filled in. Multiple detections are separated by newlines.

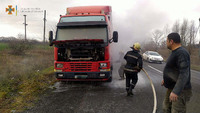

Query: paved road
left=143, top=62, right=200, bottom=113
left=23, top=62, right=200, bottom=113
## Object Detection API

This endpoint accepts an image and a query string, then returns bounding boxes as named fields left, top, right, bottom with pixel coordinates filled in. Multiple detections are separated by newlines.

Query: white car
left=143, top=51, right=164, bottom=63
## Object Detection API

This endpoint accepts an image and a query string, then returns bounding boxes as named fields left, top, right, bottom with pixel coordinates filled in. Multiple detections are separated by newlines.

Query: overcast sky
left=0, top=0, right=200, bottom=48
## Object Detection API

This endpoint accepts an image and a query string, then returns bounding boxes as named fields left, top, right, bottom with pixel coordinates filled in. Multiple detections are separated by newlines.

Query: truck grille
left=69, top=62, right=94, bottom=72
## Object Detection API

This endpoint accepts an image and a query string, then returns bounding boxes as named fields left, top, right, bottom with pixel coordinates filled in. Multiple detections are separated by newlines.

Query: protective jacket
left=124, top=48, right=143, bottom=73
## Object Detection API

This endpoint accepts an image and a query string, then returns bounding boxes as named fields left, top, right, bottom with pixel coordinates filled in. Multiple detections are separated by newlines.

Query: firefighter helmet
left=133, top=42, right=141, bottom=50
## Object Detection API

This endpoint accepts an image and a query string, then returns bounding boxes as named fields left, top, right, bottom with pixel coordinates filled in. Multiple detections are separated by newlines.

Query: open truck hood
left=54, top=39, right=106, bottom=61
left=53, top=39, right=107, bottom=47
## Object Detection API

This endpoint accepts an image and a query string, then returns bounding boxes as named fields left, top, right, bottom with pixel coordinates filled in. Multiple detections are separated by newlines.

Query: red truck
left=49, top=6, right=118, bottom=82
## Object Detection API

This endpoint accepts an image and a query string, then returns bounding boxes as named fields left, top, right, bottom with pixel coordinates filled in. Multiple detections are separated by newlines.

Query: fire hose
left=121, top=67, right=157, bottom=112
left=142, top=68, right=157, bottom=113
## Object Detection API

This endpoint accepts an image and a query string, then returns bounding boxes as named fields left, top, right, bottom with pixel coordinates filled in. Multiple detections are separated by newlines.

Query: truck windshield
left=56, top=26, right=108, bottom=42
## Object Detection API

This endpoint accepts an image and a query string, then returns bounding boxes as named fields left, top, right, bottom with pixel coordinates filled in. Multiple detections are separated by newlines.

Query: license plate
left=75, top=75, right=88, bottom=79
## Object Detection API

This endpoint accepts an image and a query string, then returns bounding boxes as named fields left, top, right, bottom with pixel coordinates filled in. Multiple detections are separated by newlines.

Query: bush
left=8, top=39, right=33, bottom=55
left=0, top=43, right=8, bottom=51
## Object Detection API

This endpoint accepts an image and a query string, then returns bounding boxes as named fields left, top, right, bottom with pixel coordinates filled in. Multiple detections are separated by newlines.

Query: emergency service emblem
left=6, top=5, right=15, bottom=15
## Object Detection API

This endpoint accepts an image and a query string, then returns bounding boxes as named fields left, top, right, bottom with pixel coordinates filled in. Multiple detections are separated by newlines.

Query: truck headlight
left=56, top=63, right=63, bottom=68
left=58, top=74, right=64, bottom=77
left=100, top=63, right=107, bottom=67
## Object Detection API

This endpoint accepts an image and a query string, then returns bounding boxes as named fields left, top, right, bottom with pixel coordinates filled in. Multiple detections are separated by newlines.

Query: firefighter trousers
left=125, top=72, right=138, bottom=91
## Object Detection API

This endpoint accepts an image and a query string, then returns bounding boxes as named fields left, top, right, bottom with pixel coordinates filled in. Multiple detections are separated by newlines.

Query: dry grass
left=0, top=43, right=56, bottom=112
left=190, top=49, right=200, bottom=71
left=0, top=47, right=53, bottom=80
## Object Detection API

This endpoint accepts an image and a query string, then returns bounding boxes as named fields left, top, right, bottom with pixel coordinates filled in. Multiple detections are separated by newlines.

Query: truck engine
left=57, top=40, right=105, bottom=61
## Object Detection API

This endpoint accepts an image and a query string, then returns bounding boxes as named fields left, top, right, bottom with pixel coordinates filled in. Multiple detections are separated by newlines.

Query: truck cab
left=49, top=6, right=118, bottom=82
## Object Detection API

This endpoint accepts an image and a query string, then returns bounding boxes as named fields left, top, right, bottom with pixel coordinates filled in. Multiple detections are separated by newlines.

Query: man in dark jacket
left=162, top=33, right=192, bottom=113
left=124, top=43, right=143, bottom=96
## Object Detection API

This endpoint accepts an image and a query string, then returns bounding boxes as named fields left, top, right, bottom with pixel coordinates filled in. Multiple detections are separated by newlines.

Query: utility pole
left=199, top=18, right=200, bottom=45
left=43, top=10, right=46, bottom=43
left=198, top=18, right=200, bottom=57
left=23, top=15, right=28, bottom=41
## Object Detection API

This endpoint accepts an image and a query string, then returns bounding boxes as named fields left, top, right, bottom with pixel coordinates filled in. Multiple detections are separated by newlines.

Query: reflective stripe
left=127, top=54, right=138, bottom=59
left=130, top=83, right=135, bottom=86
left=124, top=68, right=138, bottom=72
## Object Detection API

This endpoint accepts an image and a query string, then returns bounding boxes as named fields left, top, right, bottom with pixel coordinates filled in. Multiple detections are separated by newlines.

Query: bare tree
left=151, top=29, right=163, bottom=51
left=180, top=19, right=189, bottom=46
left=143, top=40, right=157, bottom=52
left=191, top=21, right=197, bottom=45
left=163, top=24, right=171, bottom=37
left=18, top=33, right=24, bottom=39
left=172, top=20, right=180, bottom=33
left=160, top=24, right=171, bottom=48
left=187, top=20, right=196, bottom=54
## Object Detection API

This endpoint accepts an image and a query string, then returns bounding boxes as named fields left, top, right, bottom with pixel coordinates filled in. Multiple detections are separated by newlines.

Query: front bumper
left=55, top=71, right=111, bottom=81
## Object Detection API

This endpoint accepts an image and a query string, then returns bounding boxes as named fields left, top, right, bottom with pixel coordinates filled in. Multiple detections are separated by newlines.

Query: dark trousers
left=125, top=72, right=138, bottom=91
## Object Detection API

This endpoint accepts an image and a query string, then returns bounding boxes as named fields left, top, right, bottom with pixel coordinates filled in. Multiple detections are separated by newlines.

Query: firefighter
left=124, top=43, right=143, bottom=96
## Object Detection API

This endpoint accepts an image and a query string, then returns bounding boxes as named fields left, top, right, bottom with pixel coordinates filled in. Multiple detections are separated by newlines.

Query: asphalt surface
left=23, top=62, right=200, bottom=113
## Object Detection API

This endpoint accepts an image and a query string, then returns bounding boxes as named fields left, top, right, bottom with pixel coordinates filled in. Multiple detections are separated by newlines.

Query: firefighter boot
left=129, top=84, right=135, bottom=96
left=126, top=87, right=130, bottom=96
left=128, top=87, right=133, bottom=96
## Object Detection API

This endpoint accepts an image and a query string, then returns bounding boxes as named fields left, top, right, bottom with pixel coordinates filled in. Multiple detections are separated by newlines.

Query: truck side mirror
left=113, top=31, right=118, bottom=43
left=49, top=31, right=53, bottom=46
